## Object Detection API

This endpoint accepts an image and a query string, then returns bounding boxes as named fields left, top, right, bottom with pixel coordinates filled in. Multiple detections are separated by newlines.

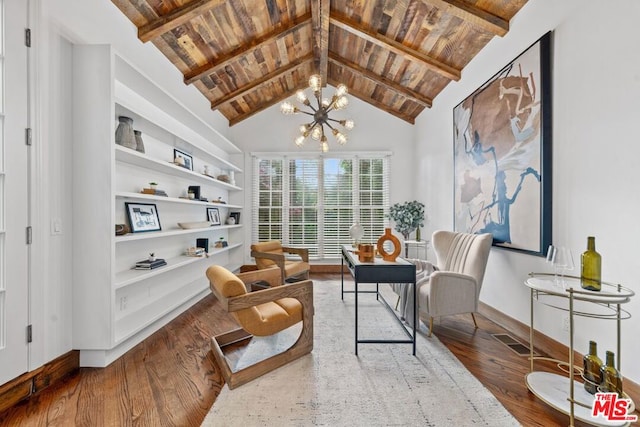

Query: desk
left=404, top=239, right=429, bottom=259
left=341, top=245, right=417, bottom=355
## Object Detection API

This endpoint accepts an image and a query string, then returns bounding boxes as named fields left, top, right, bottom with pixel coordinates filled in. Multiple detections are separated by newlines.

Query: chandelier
left=280, top=74, right=354, bottom=152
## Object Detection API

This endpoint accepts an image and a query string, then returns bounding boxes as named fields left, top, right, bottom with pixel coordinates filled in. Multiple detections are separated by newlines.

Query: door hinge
left=25, top=128, right=32, bottom=146
left=25, top=28, right=31, bottom=47
left=27, top=325, right=32, bottom=343
left=26, top=226, right=32, bottom=244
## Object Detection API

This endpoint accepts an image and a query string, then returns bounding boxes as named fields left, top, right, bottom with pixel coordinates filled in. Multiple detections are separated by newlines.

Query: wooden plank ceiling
left=111, top=0, right=528, bottom=125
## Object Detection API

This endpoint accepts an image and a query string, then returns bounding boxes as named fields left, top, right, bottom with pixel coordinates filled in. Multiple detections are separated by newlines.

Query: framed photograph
left=453, top=32, right=552, bottom=256
left=125, top=202, right=162, bottom=233
left=207, top=207, right=221, bottom=225
left=173, top=148, right=193, bottom=171
left=229, top=212, right=241, bottom=225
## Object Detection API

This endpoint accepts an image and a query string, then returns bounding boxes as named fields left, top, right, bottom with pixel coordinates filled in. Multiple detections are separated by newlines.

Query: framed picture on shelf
left=173, top=148, right=193, bottom=171
left=125, top=202, right=161, bottom=233
left=229, top=212, right=240, bottom=225
left=207, top=207, right=221, bottom=225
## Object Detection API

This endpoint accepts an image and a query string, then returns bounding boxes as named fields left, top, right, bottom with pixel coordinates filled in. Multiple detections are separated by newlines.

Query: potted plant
left=149, top=182, right=158, bottom=190
left=387, top=200, right=426, bottom=240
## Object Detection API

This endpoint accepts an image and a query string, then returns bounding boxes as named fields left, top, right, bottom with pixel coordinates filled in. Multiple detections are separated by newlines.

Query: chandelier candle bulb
left=281, top=73, right=354, bottom=152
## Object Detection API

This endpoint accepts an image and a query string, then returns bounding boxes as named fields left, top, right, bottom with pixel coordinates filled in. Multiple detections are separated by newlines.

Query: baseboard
left=478, top=302, right=640, bottom=405
left=0, top=350, right=79, bottom=413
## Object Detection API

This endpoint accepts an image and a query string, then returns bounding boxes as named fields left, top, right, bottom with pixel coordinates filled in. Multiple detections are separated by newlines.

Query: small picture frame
left=125, top=202, right=161, bottom=233
left=173, top=148, right=193, bottom=171
left=207, top=207, right=221, bottom=225
left=229, top=212, right=241, bottom=225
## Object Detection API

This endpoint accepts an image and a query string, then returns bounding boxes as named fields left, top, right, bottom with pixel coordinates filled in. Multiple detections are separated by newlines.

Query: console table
left=341, top=245, right=417, bottom=355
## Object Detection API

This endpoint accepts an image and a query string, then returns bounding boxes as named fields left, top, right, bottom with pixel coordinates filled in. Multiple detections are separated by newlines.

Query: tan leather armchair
left=251, top=240, right=310, bottom=283
left=206, top=265, right=314, bottom=389
left=418, top=230, right=492, bottom=336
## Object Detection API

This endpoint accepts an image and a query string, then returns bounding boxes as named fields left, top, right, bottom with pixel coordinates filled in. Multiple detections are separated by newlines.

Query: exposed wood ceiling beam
left=328, top=77, right=415, bottom=124
left=210, top=54, right=313, bottom=110
left=184, top=12, right=312, bottom=85
left=311, top=0, right=330, bottom=83
left=328, top=52, right=432, bottom=108
left=228, top=82, right=309, bottom=126
left=329, top=13, right=461, bottom=82
left=421, top=0, right=508, bottom=36
left=138, top=0, right=225, bottom=43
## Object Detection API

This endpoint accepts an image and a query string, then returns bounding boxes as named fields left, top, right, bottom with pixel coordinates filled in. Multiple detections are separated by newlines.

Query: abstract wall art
left=453, top=32, right=552, bottom=256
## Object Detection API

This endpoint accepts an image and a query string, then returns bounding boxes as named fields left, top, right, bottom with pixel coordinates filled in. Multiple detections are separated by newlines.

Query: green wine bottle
left=600, top=350, right=623, bottom=397
left=581, top=236, right=601, bottom=291
left=583, top=340, right=602, bottom=394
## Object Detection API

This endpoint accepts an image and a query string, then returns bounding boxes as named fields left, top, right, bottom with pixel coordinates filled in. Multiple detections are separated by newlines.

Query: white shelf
left=525, top=372, right=634, bottom=426
left=114, top=79, right=242, bottom=171
left=114, top=283, right=209, bottom=344
left=116, top=224, right=242, bottom=243
left=116, top=145, right=242, bottom=191
left=115, top=191, right=242, bottom=209
left=115, top=243, right=242, bottom=289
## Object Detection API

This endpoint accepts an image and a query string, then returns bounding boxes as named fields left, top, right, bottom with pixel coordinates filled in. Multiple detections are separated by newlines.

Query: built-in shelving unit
left=72, top=45, right=244, bottom=368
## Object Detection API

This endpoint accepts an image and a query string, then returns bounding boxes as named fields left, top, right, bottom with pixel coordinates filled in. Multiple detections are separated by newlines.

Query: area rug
left=201, top=280, right=520, bottom=426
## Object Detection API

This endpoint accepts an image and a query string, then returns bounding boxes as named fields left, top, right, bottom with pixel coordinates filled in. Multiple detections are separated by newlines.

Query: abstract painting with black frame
left=453, top=31, right=552, bottom=256
left=174, top=148, right=193, bottom=171
left=125, top=202, right=162, bottom=233
left=207, top=207, right=221, bottom=225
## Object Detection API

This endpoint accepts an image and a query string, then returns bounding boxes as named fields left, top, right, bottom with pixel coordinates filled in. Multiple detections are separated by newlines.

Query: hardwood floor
left=0, top=274, right=631, bottom=426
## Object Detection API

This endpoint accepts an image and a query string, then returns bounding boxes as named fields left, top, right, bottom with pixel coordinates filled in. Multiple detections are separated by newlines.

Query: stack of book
left=135, top=258, right=167, bottom=270
left=141, top=188, right=168, bottom=196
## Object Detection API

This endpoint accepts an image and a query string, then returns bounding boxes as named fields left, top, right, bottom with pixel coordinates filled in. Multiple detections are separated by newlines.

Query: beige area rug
left=202, top=280, right=520, bottom=426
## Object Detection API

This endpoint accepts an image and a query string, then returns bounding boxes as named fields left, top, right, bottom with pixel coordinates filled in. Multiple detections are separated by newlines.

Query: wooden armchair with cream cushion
left=206, top=265, right=314, bottom=389
left=250, top=240, right=310, bottom=283
left=418, top=230, right=492, bottom=336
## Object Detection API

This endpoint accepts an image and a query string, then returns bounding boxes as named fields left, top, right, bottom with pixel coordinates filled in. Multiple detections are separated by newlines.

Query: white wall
left=230, top=92, right=416, bottom=262
left=415, top=0, right=640, bottom=383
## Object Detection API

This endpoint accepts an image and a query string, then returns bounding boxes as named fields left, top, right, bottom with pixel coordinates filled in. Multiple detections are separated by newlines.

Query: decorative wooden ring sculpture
left=377, top=228, right=401, bottom=262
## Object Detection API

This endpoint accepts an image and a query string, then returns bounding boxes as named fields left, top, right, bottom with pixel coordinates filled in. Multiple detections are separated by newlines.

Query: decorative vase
left=583, top=340, right=603, bottom=394
left=229, top=170, right=236, bottom=186
left=349, top=221, right=365, bottom=247
left=377, top=228, right=401, bottom=262
left=356, top=244, right=375, bottom=262
left=416, top=227, right=421, bottom=241
left=134, top=130, right=145, bottom=153
left=115, top=116, right=137, bottom=150
left=581, top=236, right=601, bottom=291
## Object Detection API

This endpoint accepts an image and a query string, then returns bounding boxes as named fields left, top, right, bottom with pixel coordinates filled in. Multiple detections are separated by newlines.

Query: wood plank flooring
left=0, top=274, right=624, bottom=426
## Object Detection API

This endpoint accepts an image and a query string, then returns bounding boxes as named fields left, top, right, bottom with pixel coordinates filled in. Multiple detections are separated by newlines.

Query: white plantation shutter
left=252, top=152, right=389, bottom=260
left=322, top=158, right=353, bottom=258
left=288, top=158, right=320, bottom=257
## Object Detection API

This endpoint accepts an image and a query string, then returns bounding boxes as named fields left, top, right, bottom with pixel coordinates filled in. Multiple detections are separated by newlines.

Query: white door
left=0, top=0, right=30, bottom=385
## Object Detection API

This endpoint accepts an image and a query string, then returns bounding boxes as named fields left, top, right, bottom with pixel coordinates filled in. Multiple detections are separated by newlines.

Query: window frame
left=252, top=152, right=390, bottom=260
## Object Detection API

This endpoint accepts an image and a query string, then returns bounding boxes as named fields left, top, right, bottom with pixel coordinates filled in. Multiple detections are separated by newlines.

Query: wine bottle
left=583, top=340, right=602, bottom=394
left=581, top=236, right=602, bottom=291
left=600, top=350, right=623, bottom=396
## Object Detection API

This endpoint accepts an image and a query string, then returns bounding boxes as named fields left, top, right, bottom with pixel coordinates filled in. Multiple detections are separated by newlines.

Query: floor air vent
left=492, top=333, right=538, bottom=357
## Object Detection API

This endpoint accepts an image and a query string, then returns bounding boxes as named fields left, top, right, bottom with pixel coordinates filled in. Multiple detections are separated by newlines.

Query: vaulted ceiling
left=111, top=0, right=528, bottom=126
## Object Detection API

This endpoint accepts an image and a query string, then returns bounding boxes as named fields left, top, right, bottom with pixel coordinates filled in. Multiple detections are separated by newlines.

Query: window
left=253, top=153, right=389, bottom=260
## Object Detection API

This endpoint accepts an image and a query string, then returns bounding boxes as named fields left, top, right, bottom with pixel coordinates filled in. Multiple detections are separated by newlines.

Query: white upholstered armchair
left=419, top=230, right=492, bottom=336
